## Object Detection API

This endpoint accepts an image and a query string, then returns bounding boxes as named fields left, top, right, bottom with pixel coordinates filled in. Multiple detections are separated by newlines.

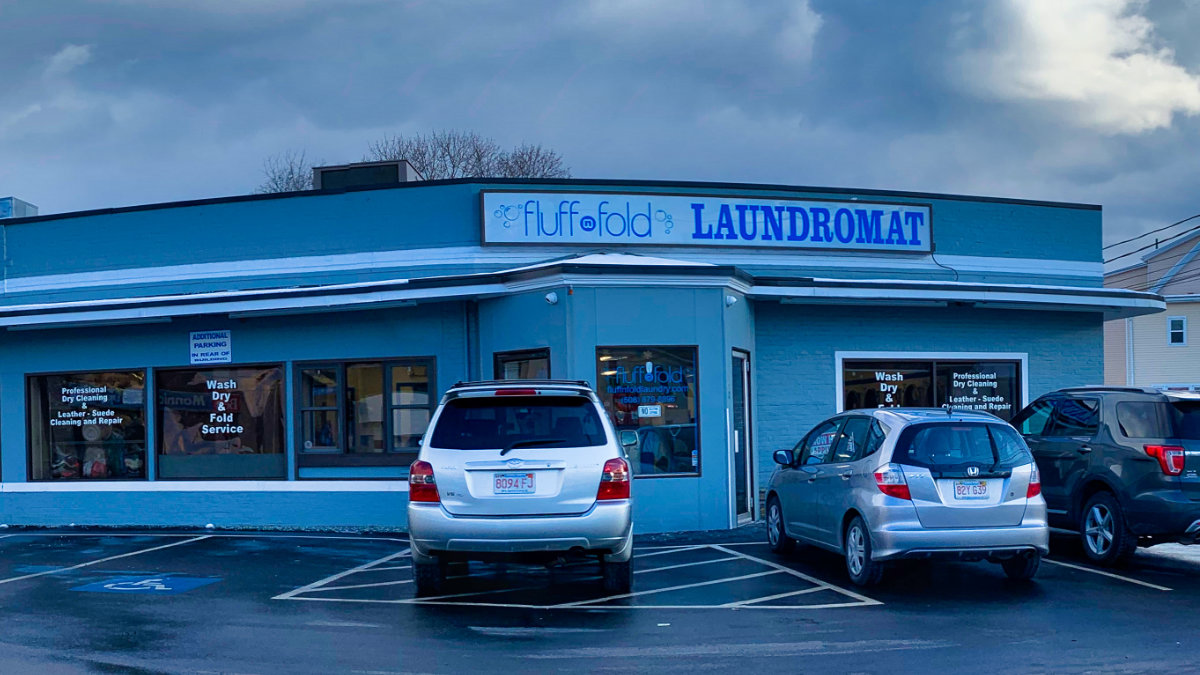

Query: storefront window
left=596, top=346, right=699, bottom=476
left=157, top=365, right=286, bottom=479
left=494, top=349, right=550, bottom=379
left=297, top=359, right=434, bottom=467
left=842, top=358, right=1022, bottom=421
left=28, top=371, right=147, bottom=481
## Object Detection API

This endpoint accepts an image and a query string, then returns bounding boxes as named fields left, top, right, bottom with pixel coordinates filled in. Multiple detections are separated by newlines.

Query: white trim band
left=0, top=480, right=409, bottom=493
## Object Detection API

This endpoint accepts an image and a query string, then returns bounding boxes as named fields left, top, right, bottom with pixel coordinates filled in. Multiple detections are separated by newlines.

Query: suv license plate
left=954, top=479, right=988, bottom=500
left=494, top=472, right=535, bottom=495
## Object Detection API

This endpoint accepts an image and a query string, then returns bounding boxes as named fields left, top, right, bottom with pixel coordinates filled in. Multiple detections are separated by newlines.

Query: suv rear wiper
left=500, top=438, right=566, bottom=456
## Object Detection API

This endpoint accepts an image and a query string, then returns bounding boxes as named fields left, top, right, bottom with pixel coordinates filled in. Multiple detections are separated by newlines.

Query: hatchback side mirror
left=619, top=430, right=639, bottom=448
left=773, top=449, right=794, bottom=466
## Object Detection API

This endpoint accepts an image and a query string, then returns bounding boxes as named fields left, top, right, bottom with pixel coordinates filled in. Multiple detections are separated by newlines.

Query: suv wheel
left=844, top=516, right=884, bottom=586
left=602, top=558, right=633, bottom=594
left=1080, top=492, right=1136, bottom=566
left=766, top=497, right=795, bottom=554
left=413, top=558, right=446, bottom=597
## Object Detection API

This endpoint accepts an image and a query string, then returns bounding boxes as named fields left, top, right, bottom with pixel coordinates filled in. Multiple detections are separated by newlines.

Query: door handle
left=1078, top=446, right=1093, bottom=454
left=839, top=471, right=853, bottom=480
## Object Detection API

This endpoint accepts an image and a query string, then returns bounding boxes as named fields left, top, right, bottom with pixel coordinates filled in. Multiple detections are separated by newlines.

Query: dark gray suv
left=1011, top=387, right=1200, bottom=565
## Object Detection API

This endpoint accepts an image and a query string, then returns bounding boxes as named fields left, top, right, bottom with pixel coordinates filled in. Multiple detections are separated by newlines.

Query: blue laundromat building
left=0, top=172, right=1162, bottom=532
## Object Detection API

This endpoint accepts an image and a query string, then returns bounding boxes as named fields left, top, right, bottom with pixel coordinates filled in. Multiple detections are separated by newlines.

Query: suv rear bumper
left=407, top=500, right=633, bottom=562
left=1127, top=490, right=1200, bottom=538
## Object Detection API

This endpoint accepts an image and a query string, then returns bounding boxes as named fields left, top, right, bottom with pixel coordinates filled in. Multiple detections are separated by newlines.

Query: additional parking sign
left=190, top=330, right=232, bottom=364
left=72, top=575, right=220, bottom=595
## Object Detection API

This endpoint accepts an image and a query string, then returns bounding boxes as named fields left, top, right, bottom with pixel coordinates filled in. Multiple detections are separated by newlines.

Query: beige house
left=1106, top=232, right=1200, bottom=387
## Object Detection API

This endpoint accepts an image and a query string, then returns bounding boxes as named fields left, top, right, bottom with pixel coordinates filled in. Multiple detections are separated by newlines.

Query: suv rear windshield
left=1117, top=400, right=1200, bottom=440
left=430, top=395, right=607, bottom=450
left=893, top=422, right=1032, bottom=471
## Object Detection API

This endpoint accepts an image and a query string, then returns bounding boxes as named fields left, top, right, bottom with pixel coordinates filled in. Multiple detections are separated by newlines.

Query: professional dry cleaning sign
left=482, top=190, right=932, bottom=253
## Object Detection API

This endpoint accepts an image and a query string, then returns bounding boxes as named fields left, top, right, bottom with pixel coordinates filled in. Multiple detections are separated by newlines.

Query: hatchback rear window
left=893, top=423, right=1032, bottom=471
left=430, top=395, right=607, bottom=450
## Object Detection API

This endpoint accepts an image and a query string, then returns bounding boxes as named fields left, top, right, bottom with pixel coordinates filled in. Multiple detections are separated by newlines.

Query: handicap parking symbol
left=71, top=575, right=220, bottom=595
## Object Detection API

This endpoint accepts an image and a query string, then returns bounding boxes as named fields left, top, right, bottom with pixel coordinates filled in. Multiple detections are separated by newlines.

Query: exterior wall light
left=545, top=291, right=559, bottom=305
left=725, top=295, right=739, bottom=307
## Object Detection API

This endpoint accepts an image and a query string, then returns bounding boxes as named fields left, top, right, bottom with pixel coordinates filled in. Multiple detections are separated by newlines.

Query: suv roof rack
left=1056, top=385, right=1163, bottom=395
left=450, top=379, right=592, bottom=389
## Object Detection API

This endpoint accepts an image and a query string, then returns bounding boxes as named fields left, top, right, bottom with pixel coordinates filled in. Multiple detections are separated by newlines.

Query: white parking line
left=710, top=545, right=882, bottom=606
left=0, top=535, right=212, bottom=586
left=635, top=545, right=710, bottom=559
left=308, top=579, right=415, bottom=592
left=721, top=586, right=827, bottom=607
left=273, top=548, right=410, bottom=600
left=636, top=556, right=742, bottom=575
left=1043, top=558, right=1172, bottom=591
left=554, top=570, right=783, bottom=608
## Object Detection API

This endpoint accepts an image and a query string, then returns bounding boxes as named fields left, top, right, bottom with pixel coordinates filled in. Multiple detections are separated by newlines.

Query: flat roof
left=1, top=177, right=1102, bottom=226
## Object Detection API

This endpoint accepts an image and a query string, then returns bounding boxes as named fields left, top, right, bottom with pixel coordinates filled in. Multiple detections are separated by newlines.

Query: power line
left=1103, top=212, right=1200, bottom=252
left=1104, top=220, right=1200, bottom=264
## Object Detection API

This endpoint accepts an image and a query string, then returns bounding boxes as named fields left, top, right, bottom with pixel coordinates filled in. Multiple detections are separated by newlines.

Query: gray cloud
left=0, top=0, right=1198, bottom=258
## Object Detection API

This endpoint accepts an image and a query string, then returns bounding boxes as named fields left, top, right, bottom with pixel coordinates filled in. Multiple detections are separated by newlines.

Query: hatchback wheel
left=413, top=558, right=446, bottom=597
left=844, top=516, right=884, bottom=586
left=766, top=497, right=795, bottom=554
left=1080, top=492, right=1136, bottom=566
left=1000, top=551, right=1041, bottom=581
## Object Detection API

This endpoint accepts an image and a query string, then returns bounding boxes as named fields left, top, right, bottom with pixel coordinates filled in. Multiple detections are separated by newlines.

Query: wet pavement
left=0, top=528, right=1197, bottom=673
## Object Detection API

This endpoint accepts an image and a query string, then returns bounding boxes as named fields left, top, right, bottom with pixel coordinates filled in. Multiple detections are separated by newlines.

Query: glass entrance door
left=732, top=351, right=754, bottom=523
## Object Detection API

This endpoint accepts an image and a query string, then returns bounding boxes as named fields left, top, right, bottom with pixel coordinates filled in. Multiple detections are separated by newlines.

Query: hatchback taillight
left=1027, top=464, right=1042, bottom=498
left=409, top=460, right=440, bottom=502
left=597, top=458, right=631, bottom=500
left=1145, top=445, right=1186, bottom=476
left=873, top=464, right=911, bottom=500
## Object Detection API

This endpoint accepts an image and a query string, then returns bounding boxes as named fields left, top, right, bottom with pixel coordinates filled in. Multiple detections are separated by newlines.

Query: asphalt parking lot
left=1, top=529, right=1199, bottom=674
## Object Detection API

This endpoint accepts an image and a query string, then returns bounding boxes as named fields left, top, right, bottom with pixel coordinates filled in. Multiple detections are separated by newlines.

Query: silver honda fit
left=407, top=380, right=634, bottom=597
left=765, top=408, right=1048, bottom=586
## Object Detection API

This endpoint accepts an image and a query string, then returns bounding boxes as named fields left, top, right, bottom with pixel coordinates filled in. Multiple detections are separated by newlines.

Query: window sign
left=482, top=191, right=932, bottom=253
left=28, top=371, right=147, bottom=480
left=157, top=365, right=285, bottom=479
left=190, top=331, right=232, bottom=365
left=596, top=346, right=699, bottom=476
left=842, top=359, right=1022, bottom=421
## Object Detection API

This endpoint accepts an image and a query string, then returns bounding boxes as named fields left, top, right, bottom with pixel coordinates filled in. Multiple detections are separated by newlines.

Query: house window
left=596, top=346, right=699, bottom=477
left=28, top=370, right=147, bottom=481
left=296, top=358, right=434, bottom=468
left=1169, top=317, right=1187, bottom=346
left=156, top=365, right=286, bottom=479
left=494, top=349, right=550, bottom=379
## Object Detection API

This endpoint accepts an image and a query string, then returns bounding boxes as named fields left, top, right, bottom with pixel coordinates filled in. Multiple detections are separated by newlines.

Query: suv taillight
left=1145, top=445, right=1186, bottom=476
left=409, top=460, right=440, bottom=502
left=873, top=464, right=911, bottom=500
left=597, top=458, right=631, bottom=500
left=1027, top=463, right=1042, bottom=498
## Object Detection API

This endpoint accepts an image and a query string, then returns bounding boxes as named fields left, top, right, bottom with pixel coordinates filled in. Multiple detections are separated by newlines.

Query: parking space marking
left=0, top=535, right=212, bottom=587
left=276, top=543, right=884, bottom=611
left=1043, top=558, right=1173, bottom=591
left=636, top=556, right=742, bottom=574
left=272, top=548, right=410, bottom=601
left=553, top=571, right=784, bottom=608
left=710, top=544, right=883, bottom=606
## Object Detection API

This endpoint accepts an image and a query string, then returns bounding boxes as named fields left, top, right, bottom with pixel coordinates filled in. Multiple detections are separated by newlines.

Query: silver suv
left=765, top=408, right=1049, bottom=586
left=407, top=380, right=634, bottom=596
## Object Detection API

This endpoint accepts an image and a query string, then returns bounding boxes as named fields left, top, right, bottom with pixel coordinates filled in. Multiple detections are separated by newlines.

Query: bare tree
left=366, top=130, right=570, bottom=180
left=256, top=149, right=312, bottom=193
left=256, top=131, right=570, bottom=193
left=499, top=143, right=571, bottom=179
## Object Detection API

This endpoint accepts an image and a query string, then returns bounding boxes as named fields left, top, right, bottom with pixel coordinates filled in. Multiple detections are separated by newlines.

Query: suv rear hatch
left=1120, top=397, right=1200, bottom=499
left=894, top=422, right=1035, bottom=528
left=424, top=390, right=613, bottom=516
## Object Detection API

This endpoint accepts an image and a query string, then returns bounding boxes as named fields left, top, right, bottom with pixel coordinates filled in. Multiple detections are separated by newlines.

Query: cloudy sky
left=1, top=0, right=1199, bottom=259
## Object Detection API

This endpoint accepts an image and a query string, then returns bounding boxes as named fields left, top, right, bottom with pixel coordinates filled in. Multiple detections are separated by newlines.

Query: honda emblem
left=967, top=466, right=980, bottom=477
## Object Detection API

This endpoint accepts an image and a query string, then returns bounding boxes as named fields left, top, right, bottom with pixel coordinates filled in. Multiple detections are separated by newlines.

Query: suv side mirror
left=773, top=449, right=794, bottom=466
left=619, top=430, right=639, bottom=448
